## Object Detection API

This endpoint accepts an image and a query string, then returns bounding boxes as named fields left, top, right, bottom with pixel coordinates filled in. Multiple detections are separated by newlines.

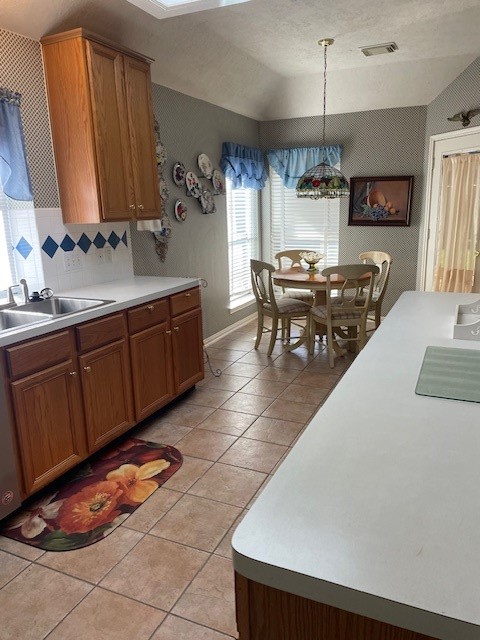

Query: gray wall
left=259, top=106, right=427, bottom=313
left=131, top=84, right=260, bottom=338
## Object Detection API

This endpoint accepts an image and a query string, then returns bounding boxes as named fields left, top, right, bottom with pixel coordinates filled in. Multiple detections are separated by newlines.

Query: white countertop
left=0, top=276, right=200, bottom=347
left=232, top=292, right=480, bottom=640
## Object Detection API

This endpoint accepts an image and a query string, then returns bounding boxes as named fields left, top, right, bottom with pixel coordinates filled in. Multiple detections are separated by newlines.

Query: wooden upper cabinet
left=41, top=29, right=161, bottom=223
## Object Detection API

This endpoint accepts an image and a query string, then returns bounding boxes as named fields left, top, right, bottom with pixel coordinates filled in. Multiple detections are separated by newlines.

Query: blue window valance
left=0, top=88, right=33, bottom=201
left=266, top=145, right=342, bottom=189
left=220, top=142, right=267, bottom=190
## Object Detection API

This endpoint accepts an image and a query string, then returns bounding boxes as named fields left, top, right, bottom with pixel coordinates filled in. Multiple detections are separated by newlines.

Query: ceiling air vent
left=360, top=42, right=398, bottom=57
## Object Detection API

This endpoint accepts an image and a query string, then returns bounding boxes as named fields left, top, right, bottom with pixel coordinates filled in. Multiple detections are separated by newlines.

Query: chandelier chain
left=323, top=41, right=327, bottom=149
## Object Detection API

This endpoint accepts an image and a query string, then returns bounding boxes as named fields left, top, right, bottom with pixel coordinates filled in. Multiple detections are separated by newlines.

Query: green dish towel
left=415, top=346, right=480, bottom=403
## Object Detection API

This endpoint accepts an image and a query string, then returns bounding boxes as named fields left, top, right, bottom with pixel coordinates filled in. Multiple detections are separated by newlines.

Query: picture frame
left=348, top=176, right=413, bottom=226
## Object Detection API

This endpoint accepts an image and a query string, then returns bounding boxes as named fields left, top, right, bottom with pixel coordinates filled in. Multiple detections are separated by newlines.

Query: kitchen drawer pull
left=138, top=204, right=144, bottom=210
left=129, top=204, right=135, bottom=210
left=147, top=305, right=154, bottom=311
left=83, top=366, right=92, bottom=373
left=69, top=371, right=77, bottom=377
left=173, top=327, right=179, bottom=332
left=166, top=330, right=172, bottom=335
left=185, top=293, right=191, bottom=298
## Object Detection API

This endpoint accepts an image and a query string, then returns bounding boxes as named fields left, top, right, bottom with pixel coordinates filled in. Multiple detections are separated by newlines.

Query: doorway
left=421, top=126, right=480, bottom=292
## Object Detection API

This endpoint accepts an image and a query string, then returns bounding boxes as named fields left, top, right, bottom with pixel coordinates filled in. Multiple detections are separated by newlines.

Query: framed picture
left=348, top=176, right=413, bottom=226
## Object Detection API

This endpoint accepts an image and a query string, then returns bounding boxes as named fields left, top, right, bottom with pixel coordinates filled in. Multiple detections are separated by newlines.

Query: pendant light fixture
left=296, top=38, right=349, bottom=200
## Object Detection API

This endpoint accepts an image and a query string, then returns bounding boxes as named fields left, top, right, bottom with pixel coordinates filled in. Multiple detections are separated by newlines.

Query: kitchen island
left=232, top=292, right=480, bottom=640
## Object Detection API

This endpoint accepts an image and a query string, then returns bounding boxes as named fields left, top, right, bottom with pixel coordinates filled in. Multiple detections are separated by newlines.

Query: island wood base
left=235, top=572, right=438, bottom=640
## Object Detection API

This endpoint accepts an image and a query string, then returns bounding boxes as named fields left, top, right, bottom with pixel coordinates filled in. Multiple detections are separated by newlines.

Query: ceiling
left=1, top=0, right=479, bottom=120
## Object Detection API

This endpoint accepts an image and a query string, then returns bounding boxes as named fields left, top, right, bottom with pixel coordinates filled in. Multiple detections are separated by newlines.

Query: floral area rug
left=1, top=438, right=182, bottom=551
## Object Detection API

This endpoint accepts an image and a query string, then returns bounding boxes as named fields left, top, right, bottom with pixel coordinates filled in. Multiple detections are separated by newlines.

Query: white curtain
left=433, top=154, right=480, bottom=292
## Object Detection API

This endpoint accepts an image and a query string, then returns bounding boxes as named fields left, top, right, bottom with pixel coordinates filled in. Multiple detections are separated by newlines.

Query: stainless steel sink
left=0, top=309, right=53, bottom=331
left=14, top=296, right=115, bottom=316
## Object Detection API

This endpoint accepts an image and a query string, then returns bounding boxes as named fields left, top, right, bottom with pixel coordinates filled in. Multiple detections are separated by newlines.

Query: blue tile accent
left=60, top=234, right=76, bottom=252
left=121, top=231, right=128, bottom=247
left=93, top=232, right=106, bottom=249
left=108, top=231, right=120, bottom=249
left=77, top=233, right=92, bottom=254
left=15, top=236, right=33, bottom=259
left=42, top=236, right=59, bottom=259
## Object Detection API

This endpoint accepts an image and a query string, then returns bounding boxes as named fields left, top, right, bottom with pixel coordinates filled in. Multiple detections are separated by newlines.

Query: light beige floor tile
left=271, top=353, right=310, bottom=370
left=254, top=342, right=285, bottom=356
left=278, top=383, right=329, bottom=405
left=262, top=397, right=317, bottom=423
left=236, top=351, right=277, bottom=366
left=184, top=388, right=235, bottom=409
left=163, top=456, right=213, bottom=493
left=189, top=463, right=266, bottom=508
left=304, top=358, right=347, bottom=373
left=175, top=429, right=237, bottom=461
left=0, top=550, right=29, bottom=588
left=152, top=615, right=232, bottom=640
left=239, top=378, right=289, bottom=398
left=214, top=511, right=247, bottom=559
left=220, top=393, right=273, bottom=415
left=222, top=362, right=266, bottom=378
left=100, top=535, right=208, bottom=610
left=172, top=555, right=237, bottom=636
left=243, top=416, right=304, bottom=446
left=205, top=359, right=234, bottom=374
left=198, top=409, right=257, bottom=436
left=150, top=494, right=241, bottom=552
left=134, top=422, right=192, bottom=446
left=0, top=564, right=92, bottom=640
left=254, top=367, right=298, bottom=383
left=219, top=437, right=287, bottom=474
left=203, top=374, right=250, bottom=392
left=161, top=404, right=216, bottom=427
left=213, top=338, right=254, bottom=352
left=292, top=371, right=340, bottom=388
left=247, top=475, right=272, bottom=508
left=47, top=587, right=165, bottom=640
left=205, top=347, right=248, bottom=362
left=38, top=525, right=143, bottom=584
left=0, top=534, right=45, bottom=561
left=121, top=488, right=182, bottom=533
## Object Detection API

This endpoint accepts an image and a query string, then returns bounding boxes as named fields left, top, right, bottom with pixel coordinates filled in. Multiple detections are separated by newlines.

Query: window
left=268, top=167, right=340, bottom=267
left=226, top=178, right=260, bottom=310
left=0, top=191, right=17, bottom=299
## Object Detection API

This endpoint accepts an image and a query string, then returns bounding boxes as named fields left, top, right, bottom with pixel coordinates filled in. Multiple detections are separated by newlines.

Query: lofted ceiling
left=0, top=0, right=479, bottom=120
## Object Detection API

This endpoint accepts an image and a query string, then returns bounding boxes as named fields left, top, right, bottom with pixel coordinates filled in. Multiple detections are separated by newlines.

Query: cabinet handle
left=185, top=293, right=191, bottom=298
left=138, top=204, right=144, bottom=210
left=147, top=305, right=154, bottom=311
left=69, top=371, right=77, bottom=377
left=129, top=204, right=135, bottom=210
left=166, top=330, right=172, bottom=335
left=83, top=366, right=92, bottom=373
left=174, top=326, right=179, bottom=332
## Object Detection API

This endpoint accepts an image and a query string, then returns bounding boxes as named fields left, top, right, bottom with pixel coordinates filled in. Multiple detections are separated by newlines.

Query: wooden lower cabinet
left=235, top=573, right=438, bottom=640
left=172, top=307, right=204, bottom=394
left=10, top=360, right=87, bottom=495
left=130, top=321, right=174, bottom=421
left=79, top=338, right=134, bottom=451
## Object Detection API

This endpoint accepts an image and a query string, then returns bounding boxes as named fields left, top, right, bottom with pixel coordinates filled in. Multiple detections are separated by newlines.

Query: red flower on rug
left=1, top=438, right=182, bottom=551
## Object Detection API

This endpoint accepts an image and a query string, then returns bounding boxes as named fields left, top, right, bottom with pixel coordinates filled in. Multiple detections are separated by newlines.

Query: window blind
left=226, top=179, right=260, bottom=305
left=269, top=167, right=340, bottom=267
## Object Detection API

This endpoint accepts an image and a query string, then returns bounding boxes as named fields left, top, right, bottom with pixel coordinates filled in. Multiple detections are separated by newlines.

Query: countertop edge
left=0, top=277, right=201, bottom=347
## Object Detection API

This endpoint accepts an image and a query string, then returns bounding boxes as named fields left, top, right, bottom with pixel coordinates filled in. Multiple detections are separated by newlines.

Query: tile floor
left=0, top=319, right=356, bottom=640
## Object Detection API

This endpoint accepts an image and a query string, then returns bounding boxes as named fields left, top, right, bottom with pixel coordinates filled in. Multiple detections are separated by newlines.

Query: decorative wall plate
left=199, top=188, right=216, bottom=214
left=159, top=176, right=170, bottom=202
left=173, top=162, right=186, bottom=186
left=174, top=199, right=187, bottom=222
left=198, top=154, right=213, bottom=179
left=212, top=169, right=225, bottom=195
left=186, top=171, right=202, bottom=198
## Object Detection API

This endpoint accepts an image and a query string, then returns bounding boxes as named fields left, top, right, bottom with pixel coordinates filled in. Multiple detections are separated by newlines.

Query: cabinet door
left=130, top=322, right=174, bottom=422
left=11, top=361, right=87, bottom=496
left=172, top=308, right=204, bottom=395
left=86, top=41, right=135, bottom=221
left=124, top=55, right=162, bottom=219
left=79, top=339, right=134, bottom=452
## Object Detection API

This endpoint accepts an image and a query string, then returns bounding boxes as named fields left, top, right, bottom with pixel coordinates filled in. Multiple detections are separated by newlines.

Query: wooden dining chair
left=251, top=259, right=311, bottom=356
left=308, top=264, right=379, bottom=367
left=359, top=251, right=393, bottom=328
left=275, top=250, right=323, bottom=305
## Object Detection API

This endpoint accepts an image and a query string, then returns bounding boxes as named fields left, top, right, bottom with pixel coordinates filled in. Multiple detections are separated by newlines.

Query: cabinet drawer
left=127, top=299, right=169, bottom=334
left=76, top=313, right=125, bottom=352
left=170, top=287, right=200, bottom=316
left=6, top=331, right=72, bottom=380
